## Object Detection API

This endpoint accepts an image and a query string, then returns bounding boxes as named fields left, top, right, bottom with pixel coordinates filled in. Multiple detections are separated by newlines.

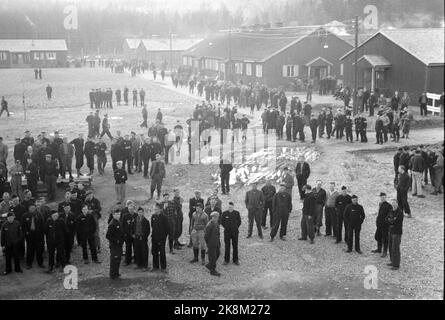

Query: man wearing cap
left=9, top=160, right=24, bottom=199
left=106, top=208, right=124, bottom=279
left=70, top=133, right=85, bottom=178
left=295, top=156, right=310, bottom=200
left=270, top=184, right=292, bottom=241
left=205, top=211, right=221, bottom=276
left=151, top=203, right=169, bottom=272
left=313, top=180, right=327, bottom=236
left=85, top=190, right=102, bottom=253
left=161, top=193, right=177, bottom=254
left=324, top=182, right=339, bottom=237
left=59, top=137, right=74, bottom=180
left=372, top=192, right=392, bottom=257
left=205, top=189, right=222, bottom=209
left=100, top=114, right=113, bottom=140
left=245, top=183, right=265, bottom=239
left=45, top=211, right=67, bottom=273
left=121, top=201, right=136, bottom=265
left=14, top=138, right=27, bottom=164
left=149, top=154, right=165, bottom=200
left=122, top=135, right=133, bottom=175
left=172, top=189, right=185, bottom=249
left=188, top=191, right=204, bottom=247
left=190, top=203, right=209, bottom=265
left=281, top=167, right=294, bottom=197
left=299, top=185, right=316, bottom=244
left=24, top=157, right=39, bottom=198
left=76, top=205, right=99, bottom=264
left=51, top=131, right=64, bottom=177
left=59, top=203, right=76, bottom=264
left=21, top=203, right=45, bottom=269
left=221, top=202, right=241, bottom=265
left=335, top=186, right=352, bottom=244
left=204, top=197, right=222, bottom=218
left=114, top=161, right=127, bottom=204
left=386, top=199, right=404, bottom=270
left=95, top=137, right=107, bottom=175
left=133, top=207, right=150, bottom=271
left=396, top=165, right=412, bottom=218
left=344, top=195, right=365, bottom=254
left=22, top=131, right=34, bottom=148
left=261, top=180, right=276, bottom=230
left=1, top=211, right=23, bottom=274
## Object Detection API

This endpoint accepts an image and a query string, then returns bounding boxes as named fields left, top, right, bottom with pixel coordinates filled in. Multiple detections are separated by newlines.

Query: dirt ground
left=0, top=68, right=443, bottom=300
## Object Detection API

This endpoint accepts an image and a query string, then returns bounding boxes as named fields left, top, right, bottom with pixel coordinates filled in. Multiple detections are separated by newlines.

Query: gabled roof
left=124, top=39, right=142, bottom=50
left=357, top=55, right=391, bottom=67
left=139, top=38, right=203, bottom=52
left=305, top=56, right=333, bottom=67
left=184, top=26, right=352, bottom=63
left=340, top=28, right=445, bottom=66
left=0, top=39, right=67, bottom=52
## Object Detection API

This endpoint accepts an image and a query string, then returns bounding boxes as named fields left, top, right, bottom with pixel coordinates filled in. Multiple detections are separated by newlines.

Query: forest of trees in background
left=0, top=0, right=443, bottom=55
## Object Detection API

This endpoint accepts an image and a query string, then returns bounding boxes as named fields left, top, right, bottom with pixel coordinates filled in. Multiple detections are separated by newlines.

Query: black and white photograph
left=0, top=0, right=443, bottom=307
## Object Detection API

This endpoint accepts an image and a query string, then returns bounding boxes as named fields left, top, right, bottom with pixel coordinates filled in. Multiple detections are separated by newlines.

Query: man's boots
left=201, top=250, right=206, bottom=265
left=190, top=249, right=199, bottom=263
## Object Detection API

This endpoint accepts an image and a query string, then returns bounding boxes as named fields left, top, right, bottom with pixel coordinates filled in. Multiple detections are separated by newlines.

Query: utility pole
left=228, top=25, right=232, bottom=82
left=169, top=30, right=173, bottom=72
left=353, top=15, right=359, bottom=115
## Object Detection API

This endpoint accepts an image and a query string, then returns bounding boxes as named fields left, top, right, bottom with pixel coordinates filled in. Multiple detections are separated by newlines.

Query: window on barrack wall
left=246, top=63, right=252, bottom=76
left=46, top=52, right=56, bottom=60
left=235, top=63, right=243, bottom=74
left=256, top=64, right=262, bottom=77
left=34, top=52, right=40, bottom=60
left=0, top=52, right=7, bottom=60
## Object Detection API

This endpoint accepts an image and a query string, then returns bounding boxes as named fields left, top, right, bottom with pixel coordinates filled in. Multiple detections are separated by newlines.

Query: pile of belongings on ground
left=211, top=146, right=320, bottom=186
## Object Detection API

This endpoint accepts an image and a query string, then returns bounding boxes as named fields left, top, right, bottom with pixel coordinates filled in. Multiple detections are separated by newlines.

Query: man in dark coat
left=270, top=184, right=292, bottom=241
left=188, top=191, right=204, bottom=248
left=133, top=207, right=151, bottom=271
left=149, top=154, right=166, bottom=200
left=386, top=199, right=404, bottom=270
left=245, top=183, right=264, bottom=239
left=372, top=192, right=392, bottom=257
left=76, top=205, right=99, bottom=264
left=219, top=159, right=233, bottom=195
left=1, top=211, right=23, bottom=274
left=335, top=186, right=352, bottom=244
left=261, top=180, right=276, bottom=229
left=45, top=211, right=67, bottom=273
left=70, top=133, right=85, bottom=177
left=309, top=114, right=319, bottom=143
left=205, top=211, right=221, bottom=276
left=299, top=185, right=315, bottom=244
left=221, top=202, right=241, bottom=265
left=295, top=156, right=310, bottom=200
left=151, top=203, right=169, bottom=272
left=121, top=202, right=136, bottom=265
left=106, top=209, right=124, bottom=279
left=396, top=165, right=411, bottom=218
left=344, top=195, right=365, bottom=254
left=21, top=203, right=45, bottom=269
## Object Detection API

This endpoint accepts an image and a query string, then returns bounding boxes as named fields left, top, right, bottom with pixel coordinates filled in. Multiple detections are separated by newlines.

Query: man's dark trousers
left=296, top=176, right=307, bottom=200
left=262, top=200, right=273, bottom=228
left=221, top=173, right=230, bottom=194
left=134, top=236, right=148, bottom=268
left=270, top=212, right=289, bottom=238
left=124, top=235, right=133, bottom=264
left=151, top=240, right=166, bottom=270
left=110, top=242, right=122, bottom=278
left=375, top=227, right=389, bottom=253
left=224, top=230, right=238, bottom=263
left=346, top=225, right=361, bottom=251
left=247, top=208, right=263, bottom=237
left=325, top=207, right=337, bottom=237
left=207, top=245, right=220, bottom=271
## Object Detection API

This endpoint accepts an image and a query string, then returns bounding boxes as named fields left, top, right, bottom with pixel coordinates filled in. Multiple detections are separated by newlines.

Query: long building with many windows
left=0, top=39, right=68, bottom=68
left=181, top=26, right=355, bottom=89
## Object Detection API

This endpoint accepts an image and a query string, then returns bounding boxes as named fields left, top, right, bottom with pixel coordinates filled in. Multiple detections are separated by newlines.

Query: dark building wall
left=427, top=65, right=445, bottom=95
left=30, top=51, right=67, bottom=67
left=341, top=33, right=429, bottom=98
left=0, top=51, right=11, bottom=68
left=263, top=32, right=353, bottom=88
